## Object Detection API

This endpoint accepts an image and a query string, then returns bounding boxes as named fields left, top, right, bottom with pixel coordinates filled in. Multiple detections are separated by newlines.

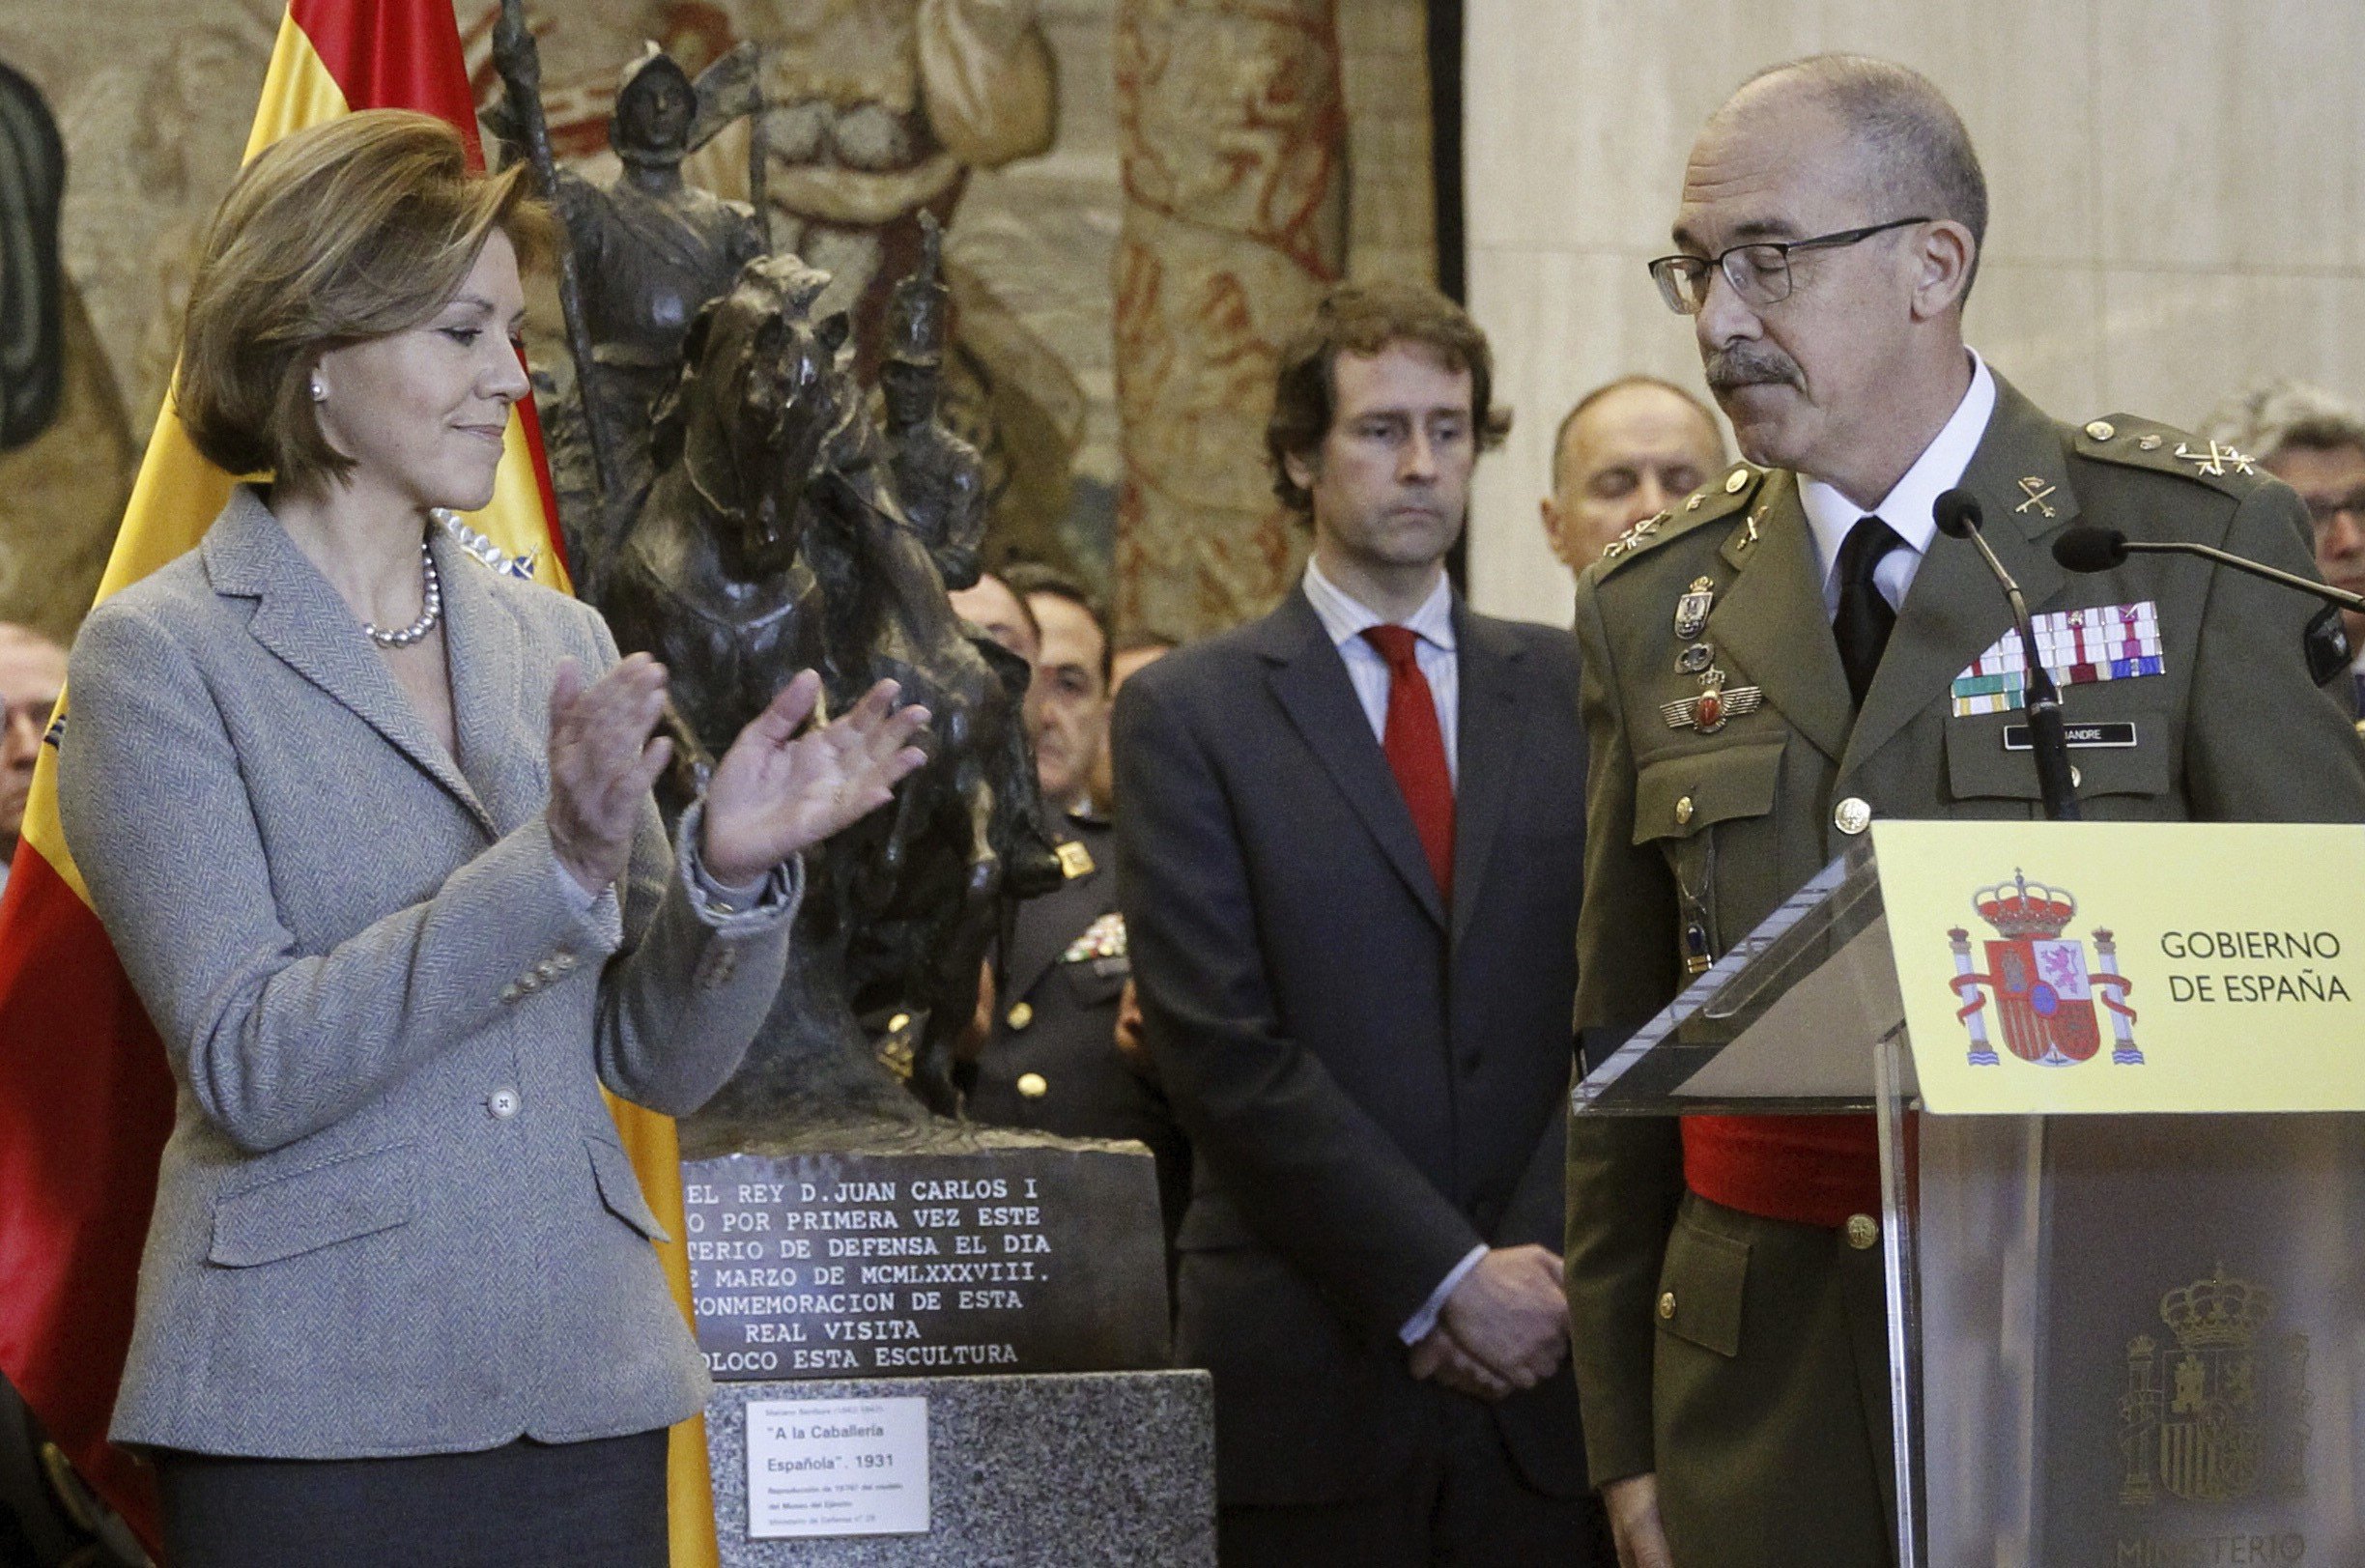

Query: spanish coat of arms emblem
left=1946, top=870, right=2142, bottom=1068
left=2120, top=1265, right=2311, bottom=1507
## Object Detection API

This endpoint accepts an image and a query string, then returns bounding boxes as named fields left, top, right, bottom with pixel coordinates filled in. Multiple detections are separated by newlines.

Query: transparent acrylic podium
left=1576, top=831, right=2364, bottom=1568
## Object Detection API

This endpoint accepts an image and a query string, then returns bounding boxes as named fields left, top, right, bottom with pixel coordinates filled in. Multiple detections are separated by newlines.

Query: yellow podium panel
left=1873, top=820, right=2365, bottom=1114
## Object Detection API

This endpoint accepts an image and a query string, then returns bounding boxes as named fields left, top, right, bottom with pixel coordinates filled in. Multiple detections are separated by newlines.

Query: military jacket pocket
left=1060, top=955, right=1129, bottom=1009
left=587, top=1135, right=672, bottom=1243
left=209, top=1140, right=418, bottom=1267
left=1633, top=741, right=1785, bottom=958
left=1654, top=1213, right=1749, bottom=1358
left=1633, top=741, right=1785, bottom=845
left=1945, top=709, right=2170, bottom=802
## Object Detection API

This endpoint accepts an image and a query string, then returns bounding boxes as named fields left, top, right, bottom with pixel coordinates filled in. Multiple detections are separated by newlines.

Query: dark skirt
left=153, top=1429, right=670, bottom=1568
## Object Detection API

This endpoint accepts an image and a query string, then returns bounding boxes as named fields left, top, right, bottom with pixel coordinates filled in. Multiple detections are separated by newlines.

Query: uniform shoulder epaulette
left=2071, top=416, right=2269, bottom=499
left=1591, top=462, right=1768, bottom=581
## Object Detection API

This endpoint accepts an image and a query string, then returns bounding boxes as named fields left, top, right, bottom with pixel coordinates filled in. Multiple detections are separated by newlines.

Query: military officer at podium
left=1562, top=54, right=2365, bottom=1568
left=966, top=570, right=1188, bottom=1246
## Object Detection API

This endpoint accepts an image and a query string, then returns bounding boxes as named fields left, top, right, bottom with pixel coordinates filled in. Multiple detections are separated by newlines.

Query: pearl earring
left=310, top=377, right=327, bottom=403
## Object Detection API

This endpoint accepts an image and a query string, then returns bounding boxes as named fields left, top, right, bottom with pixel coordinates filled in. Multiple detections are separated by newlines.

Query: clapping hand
left=548, top=653, right=675, bottom=898
left=699, top=670, right=930, bottom=887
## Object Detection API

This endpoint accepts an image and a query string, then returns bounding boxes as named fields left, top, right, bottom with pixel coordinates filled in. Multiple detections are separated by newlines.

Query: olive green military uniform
left=1562, top=374, right=2365, bottom=1566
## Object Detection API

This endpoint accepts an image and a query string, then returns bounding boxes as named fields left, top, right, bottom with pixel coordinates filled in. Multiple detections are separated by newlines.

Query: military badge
left=1055, top=841, right=1096, bottom=879
left=1062, top=912, right=1126, bottom=965
left=1945, top=870, right=2141, bottom=1068
left=1601, top=512, right=1665, bottom=561
left=1672, top=577, right=1716, bottom=640
left=1675, top=641, right=1715, bottom=674
left=2171, top=440, right=2256, bottom=478
left=1659, top=666, right=1761, bottom=734
left=1952, top=601, right=2163, bottom=717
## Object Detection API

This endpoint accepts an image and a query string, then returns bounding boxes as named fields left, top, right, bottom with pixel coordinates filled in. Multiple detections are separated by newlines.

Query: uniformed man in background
left=1540, top=377, right=1727, bottom=576
left=1563, top=53, right=2365, bottom=1568
left=966, top=568, right=1188, bottom=1247
left=2203, top=381, right=2365, bottom=709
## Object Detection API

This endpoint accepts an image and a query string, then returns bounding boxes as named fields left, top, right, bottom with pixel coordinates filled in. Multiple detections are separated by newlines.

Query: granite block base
left=704, top=1370, right=1214, bottom=1566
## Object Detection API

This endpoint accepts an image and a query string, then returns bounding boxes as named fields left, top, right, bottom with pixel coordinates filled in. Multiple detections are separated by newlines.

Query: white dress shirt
left=1298, top=558, right=1484, bottom=1342
left=1799, top=350, right=1998, bottom=617
left=1300, top=556, right=1461, bottom=786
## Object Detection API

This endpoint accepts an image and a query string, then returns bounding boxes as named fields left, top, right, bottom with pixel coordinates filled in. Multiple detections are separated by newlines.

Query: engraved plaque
left=683, top=1145, right=1168, bottom=1381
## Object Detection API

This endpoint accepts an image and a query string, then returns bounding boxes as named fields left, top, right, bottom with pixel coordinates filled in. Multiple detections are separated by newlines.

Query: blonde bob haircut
left=177, top=109, right=553, bottom=492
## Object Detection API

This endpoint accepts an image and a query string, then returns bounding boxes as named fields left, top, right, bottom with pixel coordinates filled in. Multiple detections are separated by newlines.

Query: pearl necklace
left=364, top=542, right=442, bottom=648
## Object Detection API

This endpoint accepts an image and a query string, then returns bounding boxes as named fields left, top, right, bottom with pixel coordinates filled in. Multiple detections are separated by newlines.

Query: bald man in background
left=0, top=624, right=67, bottom=893
left=1540, top=378, right=1726, bottom=575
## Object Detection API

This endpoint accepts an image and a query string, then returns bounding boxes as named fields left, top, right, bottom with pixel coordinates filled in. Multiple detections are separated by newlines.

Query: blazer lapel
left=1843, top=375, right=2077, bottom=773
left=435, top=531, right=538, bottom=834
left=1446, top=607, right=1525, bottom=947
left=208, top=491, right=495, bottom=837
left=1260, top=592, right=1447, bottom=930
left=1703, top=474, right=1855, bottom=764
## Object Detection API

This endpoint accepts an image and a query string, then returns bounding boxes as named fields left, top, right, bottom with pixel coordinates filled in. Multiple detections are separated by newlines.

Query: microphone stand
left=2110, top=537, right=2365, bottom=614
left=1954, top=524, right=2083, bottom=821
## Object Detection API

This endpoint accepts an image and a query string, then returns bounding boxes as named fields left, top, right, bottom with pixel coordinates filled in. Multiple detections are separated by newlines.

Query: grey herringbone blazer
left=58, top=486, right=795, bottom=1458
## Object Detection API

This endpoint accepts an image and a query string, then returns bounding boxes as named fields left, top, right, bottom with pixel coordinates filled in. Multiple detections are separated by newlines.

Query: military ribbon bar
left=1951, top=601, right=2164, bottom=717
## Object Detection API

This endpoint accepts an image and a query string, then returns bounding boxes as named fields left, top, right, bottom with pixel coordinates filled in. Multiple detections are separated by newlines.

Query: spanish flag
left=0, top=4, right=714, bottom=1561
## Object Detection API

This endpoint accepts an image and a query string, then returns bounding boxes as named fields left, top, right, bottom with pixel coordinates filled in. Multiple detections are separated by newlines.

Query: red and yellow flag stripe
left=0, top=4, right=715, bottom=1561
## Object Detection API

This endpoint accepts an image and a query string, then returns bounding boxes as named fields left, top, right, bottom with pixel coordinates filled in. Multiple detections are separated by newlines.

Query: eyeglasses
left=2303, top=490, right=2365, bottom=530
left=1647, top=217, right=1933, bottom=315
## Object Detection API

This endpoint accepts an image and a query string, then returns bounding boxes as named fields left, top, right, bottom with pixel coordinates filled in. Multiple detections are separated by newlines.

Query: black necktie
left=1834, top=515, right=1903, bottom=706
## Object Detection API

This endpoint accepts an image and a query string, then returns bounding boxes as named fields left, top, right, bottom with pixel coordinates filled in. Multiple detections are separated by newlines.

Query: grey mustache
left=1706, top=349, right=1802, bottom=391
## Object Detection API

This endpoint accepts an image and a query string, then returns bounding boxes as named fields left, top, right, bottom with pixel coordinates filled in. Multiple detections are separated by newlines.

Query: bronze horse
left=585, top=251, right=1057, bottom=1140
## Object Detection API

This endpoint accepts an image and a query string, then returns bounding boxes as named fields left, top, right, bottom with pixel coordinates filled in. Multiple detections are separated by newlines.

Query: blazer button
left=1834, top=796, right=1873, bottom=836
left=487, top=1088, right=522, bottom=1120
left=1016, top=1072, right=1048, bottom=1099
left=1845, top=1213, right=1880, bottom=1250
left=553, top=951, right=577, bottom=971
left=1007, top=1002, right=1035, bottom=1030
left=1657, top=1291, right=1677, bottom=1321
left=499, top=984, right=521, bottom=1004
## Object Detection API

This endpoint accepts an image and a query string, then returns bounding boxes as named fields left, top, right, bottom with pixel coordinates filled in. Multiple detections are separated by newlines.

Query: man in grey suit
left=1115, top=281, right=1604, bottom=1564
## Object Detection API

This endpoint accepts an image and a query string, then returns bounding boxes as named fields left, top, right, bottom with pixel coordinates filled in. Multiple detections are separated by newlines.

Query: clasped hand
left=1408, top=1243, right=1570, bottom=1403
left=546, top=654, right=929, bottom=897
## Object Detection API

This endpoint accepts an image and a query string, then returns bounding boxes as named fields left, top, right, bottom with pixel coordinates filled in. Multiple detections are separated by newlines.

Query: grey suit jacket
left=58, top=487, right=797, bottom=1458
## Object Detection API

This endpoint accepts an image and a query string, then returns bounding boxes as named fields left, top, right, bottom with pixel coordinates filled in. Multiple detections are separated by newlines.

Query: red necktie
left=1360, top=624, right=1454, bottom=898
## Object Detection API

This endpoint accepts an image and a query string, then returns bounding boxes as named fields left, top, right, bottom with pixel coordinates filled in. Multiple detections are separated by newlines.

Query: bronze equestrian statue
left=586, top=247, right=1057, bottom=1146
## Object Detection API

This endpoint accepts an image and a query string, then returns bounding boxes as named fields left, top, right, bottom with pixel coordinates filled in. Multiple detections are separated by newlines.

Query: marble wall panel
left=1467, top=246, right=1724, bottom=630
left=2094, top=0, right=2362, bottom=271
left=2098, top=270, right=2365, bottom=427
left=1466, top=2, right=2365, bottom=626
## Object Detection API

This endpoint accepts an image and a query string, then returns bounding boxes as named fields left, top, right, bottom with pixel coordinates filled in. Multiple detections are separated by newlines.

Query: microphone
left=1934, top=488, right=2081, bottom=821
left=2052, top=525, right=2365, bottom=614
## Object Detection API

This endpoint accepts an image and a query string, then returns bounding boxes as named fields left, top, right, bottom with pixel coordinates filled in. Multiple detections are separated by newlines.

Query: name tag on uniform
left=1952, top=601, right=2163, bottom=717
left=2002, top=722, right=2139, bottom=751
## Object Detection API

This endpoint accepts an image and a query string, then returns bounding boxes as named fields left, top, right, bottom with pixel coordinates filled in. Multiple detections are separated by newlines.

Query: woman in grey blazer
left=54, top=112, right=928, bottom=1568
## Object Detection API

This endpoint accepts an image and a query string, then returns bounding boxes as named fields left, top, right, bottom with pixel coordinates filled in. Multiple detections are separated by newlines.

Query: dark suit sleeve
left=2185, top=481, right=2365, bottom=821
left=1112, top=672, right=1484, bottom=1344
left=1561, top=573, right=1687, bottom=1488
left=1495, top=1077, right=1571, bottom=1250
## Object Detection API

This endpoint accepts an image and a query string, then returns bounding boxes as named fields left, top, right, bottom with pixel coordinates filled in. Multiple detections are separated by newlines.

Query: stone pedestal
left=704, top=1370, right=1215, bottom=1567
